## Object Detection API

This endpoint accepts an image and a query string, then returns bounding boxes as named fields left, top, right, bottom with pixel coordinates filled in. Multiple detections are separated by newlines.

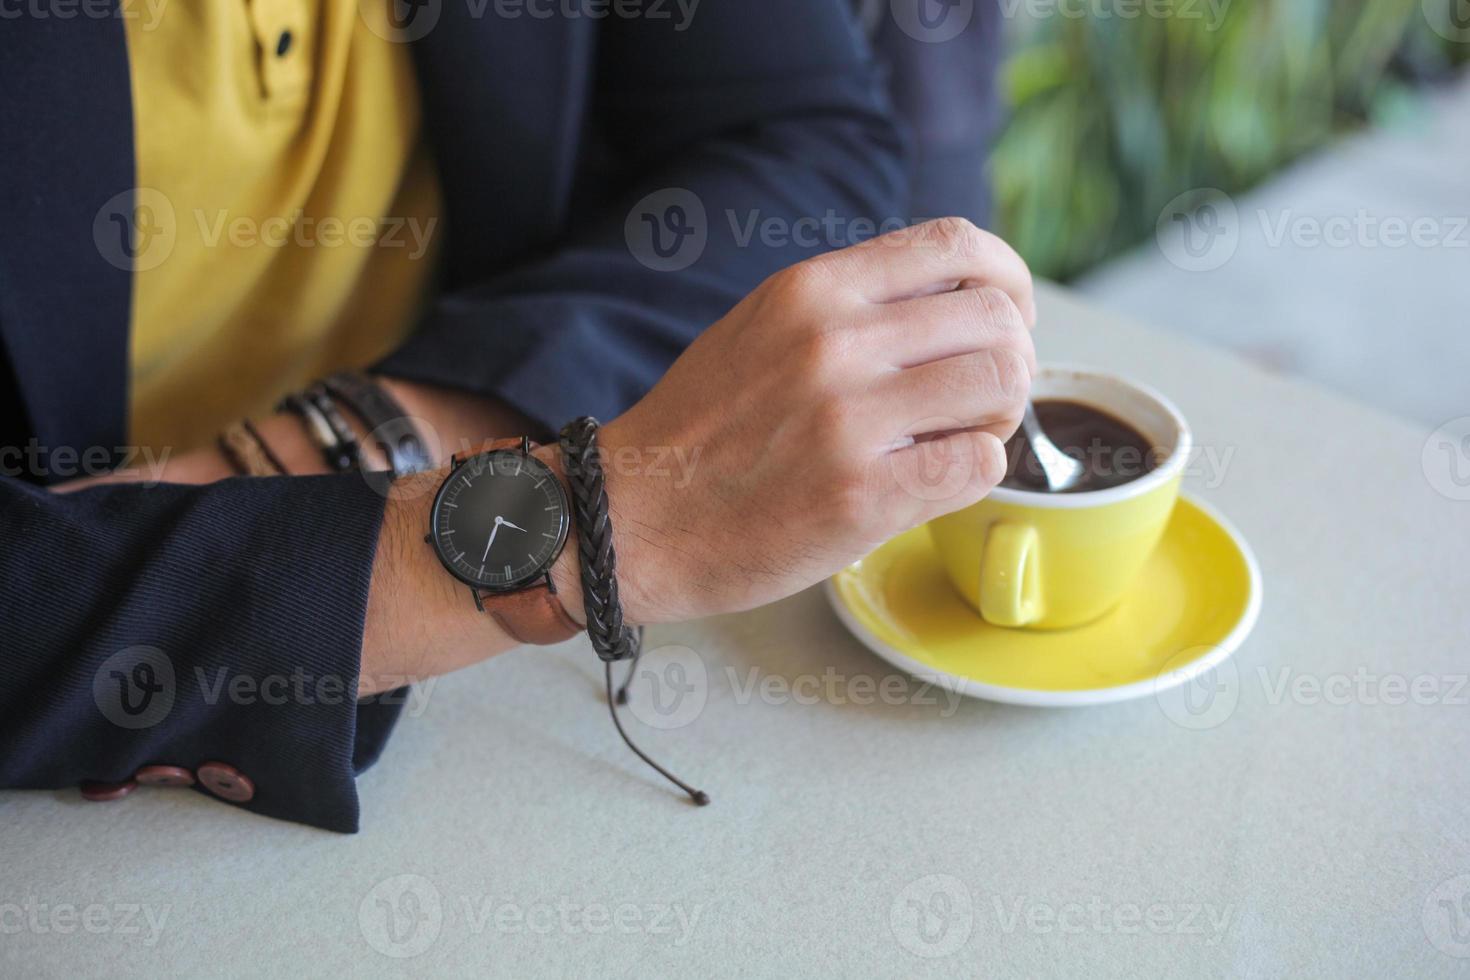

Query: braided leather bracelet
left=558, top=417, right=640, bottom=663
left=559, top=417, right=709, bottom=806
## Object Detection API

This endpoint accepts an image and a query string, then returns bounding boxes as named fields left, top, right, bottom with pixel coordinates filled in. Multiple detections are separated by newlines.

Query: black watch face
left=429, top=450, right=570, bottom=592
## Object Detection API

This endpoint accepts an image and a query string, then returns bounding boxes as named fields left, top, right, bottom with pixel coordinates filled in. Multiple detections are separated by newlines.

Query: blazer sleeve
left=0, top=472, right=401, bottom=833
left=374, top=0, right=909, bottom=433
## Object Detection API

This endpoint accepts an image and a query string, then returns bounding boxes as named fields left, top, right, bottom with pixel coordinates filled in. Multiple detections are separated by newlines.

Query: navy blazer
left=0, top=1, right=905, bottom=831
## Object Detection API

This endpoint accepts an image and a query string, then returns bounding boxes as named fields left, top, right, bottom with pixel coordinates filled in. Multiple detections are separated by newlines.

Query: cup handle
left=979, top=523, right=1041, bottom=627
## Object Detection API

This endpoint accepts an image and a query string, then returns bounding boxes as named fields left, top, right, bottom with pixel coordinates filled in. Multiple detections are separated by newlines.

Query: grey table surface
left=3, top=284, right=1468, bottom=978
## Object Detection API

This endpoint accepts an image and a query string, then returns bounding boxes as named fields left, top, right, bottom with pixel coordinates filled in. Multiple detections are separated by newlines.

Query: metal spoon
left=1020, top=403, right=1085, bottom=492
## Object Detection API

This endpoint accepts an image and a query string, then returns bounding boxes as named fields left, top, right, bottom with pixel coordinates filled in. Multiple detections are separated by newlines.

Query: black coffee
left=1001, top=399, right=1160, bottom=493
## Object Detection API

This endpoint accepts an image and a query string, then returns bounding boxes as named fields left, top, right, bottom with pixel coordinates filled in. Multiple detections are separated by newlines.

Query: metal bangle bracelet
left=320, top=371, right=432, bottom=476
left=305, top=385, right=362, bottom=471
left=278, top=392, right=357, bottom=473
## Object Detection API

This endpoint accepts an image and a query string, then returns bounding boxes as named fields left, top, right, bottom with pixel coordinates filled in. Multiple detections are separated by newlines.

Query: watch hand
left=500, top=520, right=527, bottom=533
left=482, top=519, right=502, bottom=562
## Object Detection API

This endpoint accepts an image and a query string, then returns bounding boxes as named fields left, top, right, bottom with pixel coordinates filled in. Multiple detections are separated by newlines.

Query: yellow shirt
left=122, top=0, right=442, bottom=453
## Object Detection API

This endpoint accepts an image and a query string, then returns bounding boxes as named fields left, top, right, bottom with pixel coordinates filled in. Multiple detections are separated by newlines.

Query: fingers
left=818, top=217, right=1037, bottom=324
left=879, top=429, right=1010, bottom=528
left=857, top=284, right=1037, bottom=373
left=863, top=347, right=1031, bottom=442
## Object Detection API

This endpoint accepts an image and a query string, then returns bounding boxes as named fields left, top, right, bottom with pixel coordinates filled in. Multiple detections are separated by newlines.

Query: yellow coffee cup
left=927, top=365, right=1190, bottom=630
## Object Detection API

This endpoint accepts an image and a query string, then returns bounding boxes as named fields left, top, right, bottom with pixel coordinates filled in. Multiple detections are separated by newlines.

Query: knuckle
left=772, top=259, right=835, bottom=309
left=973, top=285, right=1024, bottom=331
left=923, top=216, right=986, bottom=258
left=794, top=327, right=850, bottom=379
left=985, top=347, right=1032, bottom=405
left=970, top=432, right=1009, bottom=491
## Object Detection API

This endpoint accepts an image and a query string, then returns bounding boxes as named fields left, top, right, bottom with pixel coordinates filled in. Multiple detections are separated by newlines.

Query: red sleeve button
left=197, top=761, right=255, bottom=803
left=80, top=779, right=138, bottom=802
left=136, top=765, right=195, bottom=788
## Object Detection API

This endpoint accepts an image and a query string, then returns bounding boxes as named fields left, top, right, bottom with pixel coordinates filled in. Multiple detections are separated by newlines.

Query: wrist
left=543, top=421, right=675, bottom=628
left=534, top=443, right=587, bottom=627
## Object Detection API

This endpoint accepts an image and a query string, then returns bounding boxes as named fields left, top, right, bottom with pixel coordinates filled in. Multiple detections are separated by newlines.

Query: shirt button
left=197, top=761, right=255, bottom=803
left=276, top=30, right=293, bottom=57
left=80, top=779, right=138, bottom=802
left=136, top=765, right=195, bottom=788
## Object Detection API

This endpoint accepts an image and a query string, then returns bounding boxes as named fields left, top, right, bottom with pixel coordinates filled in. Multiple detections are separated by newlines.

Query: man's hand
left=586, top=218, right=1037, bottom=624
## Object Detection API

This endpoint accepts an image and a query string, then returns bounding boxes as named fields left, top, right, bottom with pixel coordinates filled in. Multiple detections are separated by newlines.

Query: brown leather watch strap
left=471, top=437, right=580, bottom=646
left=487, top=588, right=581, bottom=645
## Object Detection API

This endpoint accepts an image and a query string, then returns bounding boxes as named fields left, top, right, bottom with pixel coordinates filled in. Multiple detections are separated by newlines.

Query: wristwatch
left=425, top=437, right=579, bottom=645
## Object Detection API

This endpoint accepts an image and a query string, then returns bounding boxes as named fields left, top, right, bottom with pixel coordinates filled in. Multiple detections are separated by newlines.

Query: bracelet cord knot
left=557, top=416, right=708, bottom=806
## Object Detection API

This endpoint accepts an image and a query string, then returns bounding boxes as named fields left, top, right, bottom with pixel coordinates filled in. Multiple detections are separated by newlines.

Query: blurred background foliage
left=990, top=0, right=1470, bottom=280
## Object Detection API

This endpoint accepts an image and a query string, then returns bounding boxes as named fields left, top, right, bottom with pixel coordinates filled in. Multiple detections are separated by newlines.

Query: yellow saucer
left=825, top=494, right=1261, bottom=707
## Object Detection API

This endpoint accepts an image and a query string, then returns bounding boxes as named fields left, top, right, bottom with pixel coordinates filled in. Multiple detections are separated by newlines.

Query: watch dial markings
left=430, top=451, right=568, bottom=591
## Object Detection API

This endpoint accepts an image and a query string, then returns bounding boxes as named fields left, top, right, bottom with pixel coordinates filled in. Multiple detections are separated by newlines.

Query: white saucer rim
left=822, top=492, right=1263, bottom=708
